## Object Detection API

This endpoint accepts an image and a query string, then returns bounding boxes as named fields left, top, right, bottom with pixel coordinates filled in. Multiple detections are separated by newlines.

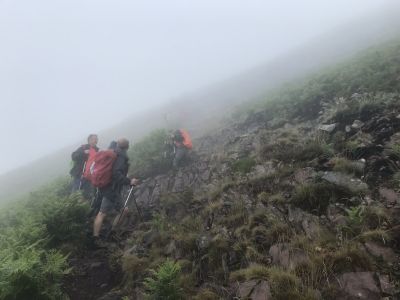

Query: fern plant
left=144, top=260, right=183, bottom=300
left=0, top=178, right=88, bottom=299
left=345, top=206, right=365, bottom=227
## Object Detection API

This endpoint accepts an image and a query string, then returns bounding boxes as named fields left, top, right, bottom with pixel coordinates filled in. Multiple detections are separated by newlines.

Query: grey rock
left=197, top=235, right=211, bottom=251
left=318, top=123, right=337, bottom=133
left=351, top=120, right=364, bottom=129
left=288, top=206, right=320, bottom=240
left=251, top=280, right=272, bottom=300
left=236, top=280, right=272, bottom=300
left=142, top=230, right=160, bottom=247
left=269, top=243, right=309, bottom=270
left=322, top=171, right=369, bottom=194
left=378, top=274, right=395, bottom=295
left=379, top=188, right=399, bottom=207
left=364, top=242, right=397, bottom=263
left=237, top=280, right=258, bottom=298
left=294, top=167, right=316, bottom=184
left=337, top=272, right=380, bottom=300
left=89, top=262, right=103, bottom=269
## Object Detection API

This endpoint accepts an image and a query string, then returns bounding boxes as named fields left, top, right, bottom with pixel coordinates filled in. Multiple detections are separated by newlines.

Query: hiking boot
left=91, top=236, right=107, bottom=249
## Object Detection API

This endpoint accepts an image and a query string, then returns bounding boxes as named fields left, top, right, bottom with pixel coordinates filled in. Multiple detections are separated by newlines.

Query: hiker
left=92, top=138, right=138, bottom=245
left=171, top=129, right=193, bottom=168
left=88, top=140, right=119, bottom=218
left=70, top=134, right=99, bottom=199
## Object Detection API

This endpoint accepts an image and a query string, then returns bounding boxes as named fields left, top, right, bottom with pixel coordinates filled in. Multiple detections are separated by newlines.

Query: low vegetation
left=0, top=178, right=89, bottom=300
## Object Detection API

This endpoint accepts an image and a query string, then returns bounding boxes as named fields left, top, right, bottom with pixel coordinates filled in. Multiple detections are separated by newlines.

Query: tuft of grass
left=262, top=136, right=333, bottom=163
left=293, top=182, right=337, bottom=214
left=358, top=229, right=391, bottom=244
left=331, top=157, right=364, bottom=176
left=363, top=206, right=390, bottom=230
left=251, top=222, right=292, bottom=251
left=122, top=254, right=149, bottom=285
left=329, top=244, right=372, bottom=273
left=232, top=157, right=256, bottom=174
left=231, top=265, right=319, bottom=300
left=222, top=200, right=248, bottom=227
left=268, top=193, right=287, bottom=205
left=229, top=264, right=270, bottom=282
left=268, top=267, right=305, bottom=300
left=192, top=289, right=220, bottom=300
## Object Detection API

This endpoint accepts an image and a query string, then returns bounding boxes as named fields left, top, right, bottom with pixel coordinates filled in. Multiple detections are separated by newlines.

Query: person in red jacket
left=70, top=134, right=99, bottom=199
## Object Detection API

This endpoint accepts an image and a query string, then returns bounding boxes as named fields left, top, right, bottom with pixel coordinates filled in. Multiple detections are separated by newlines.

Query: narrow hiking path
left=64, top=248, right=119, bottom=300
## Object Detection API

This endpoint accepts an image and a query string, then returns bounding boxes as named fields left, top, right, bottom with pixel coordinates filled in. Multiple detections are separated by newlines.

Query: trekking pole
left=78, top=161, right=87, bottom=190
left=132, top=191, right=143, bottom=221
left=114, top=186, right=135, bottom=228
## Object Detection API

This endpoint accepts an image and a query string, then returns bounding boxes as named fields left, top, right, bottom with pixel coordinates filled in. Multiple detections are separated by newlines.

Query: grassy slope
left=1, top=35, right=400, bottom=300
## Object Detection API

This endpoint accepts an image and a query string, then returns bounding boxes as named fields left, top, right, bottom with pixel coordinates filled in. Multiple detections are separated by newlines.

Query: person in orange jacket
left=171, top=129, right=192, bottom=168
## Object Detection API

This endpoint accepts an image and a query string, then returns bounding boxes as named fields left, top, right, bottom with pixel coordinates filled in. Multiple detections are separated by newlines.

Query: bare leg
left=93, top=211, right=107, bottom=237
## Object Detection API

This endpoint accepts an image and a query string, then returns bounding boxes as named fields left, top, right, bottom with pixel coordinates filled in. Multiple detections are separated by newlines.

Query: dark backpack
left=90, top=150, right=117, bottom=188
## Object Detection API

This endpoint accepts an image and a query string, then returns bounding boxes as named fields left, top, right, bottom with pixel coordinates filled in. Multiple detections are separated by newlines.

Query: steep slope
left=1, top=6, right=400, bottom=203
left=63, top=40, right=400, bottom=299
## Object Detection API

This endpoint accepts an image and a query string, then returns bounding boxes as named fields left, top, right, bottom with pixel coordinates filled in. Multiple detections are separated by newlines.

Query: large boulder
left=336, top=272, right=380, bottom=300
left=288, top=207, right=321, bottom=240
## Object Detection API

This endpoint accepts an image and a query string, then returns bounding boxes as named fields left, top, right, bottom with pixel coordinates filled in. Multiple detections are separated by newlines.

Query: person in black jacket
left=70, top=134, right=99, bottom=198
left=93, top=138, right=138, bottom=242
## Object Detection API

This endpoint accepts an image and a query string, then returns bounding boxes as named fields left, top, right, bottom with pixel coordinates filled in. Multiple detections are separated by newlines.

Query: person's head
left=117, top=138, right=130, bottom=151
left=88, top=134, right=98, bottom=147
left=108, top=140, right=117, bottom=150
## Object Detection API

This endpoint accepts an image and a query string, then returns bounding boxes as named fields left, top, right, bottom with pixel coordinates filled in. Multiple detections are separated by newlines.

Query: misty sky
left=0, top=0, right=393, bottom=174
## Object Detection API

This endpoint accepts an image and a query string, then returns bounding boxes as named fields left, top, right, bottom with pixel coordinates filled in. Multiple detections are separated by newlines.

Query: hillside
left=1, top=7, right=400, bottom=203
left=1, top=39, right=399, bottom=299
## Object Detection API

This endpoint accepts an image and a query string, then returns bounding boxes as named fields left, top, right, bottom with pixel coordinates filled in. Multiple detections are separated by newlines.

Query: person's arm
left=112, top=156, right=131, bottom=186
left=71, top=146, right=86, bottom=162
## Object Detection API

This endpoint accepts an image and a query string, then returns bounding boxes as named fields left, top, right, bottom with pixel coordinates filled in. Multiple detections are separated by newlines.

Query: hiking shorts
left=99, top=191, right=122, bottom=214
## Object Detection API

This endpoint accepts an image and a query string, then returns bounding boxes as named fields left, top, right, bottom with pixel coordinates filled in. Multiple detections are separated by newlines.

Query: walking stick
left=114, top=186, right=136, bottom=228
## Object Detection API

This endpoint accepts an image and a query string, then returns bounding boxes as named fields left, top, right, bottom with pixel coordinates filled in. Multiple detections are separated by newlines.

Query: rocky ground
left=63, top=90, right=400, bottom=299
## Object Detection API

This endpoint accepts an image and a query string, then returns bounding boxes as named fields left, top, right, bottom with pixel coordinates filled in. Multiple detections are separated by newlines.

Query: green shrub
left=144, top=260, right=183, bottom=300
left=128, top=129, right=170, bottom=178
left=41, top=193, right=89, bottom=247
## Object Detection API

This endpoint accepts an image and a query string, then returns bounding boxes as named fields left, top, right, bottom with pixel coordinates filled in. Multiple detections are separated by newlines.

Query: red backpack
left=90, top=150, right=117, bottom=188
